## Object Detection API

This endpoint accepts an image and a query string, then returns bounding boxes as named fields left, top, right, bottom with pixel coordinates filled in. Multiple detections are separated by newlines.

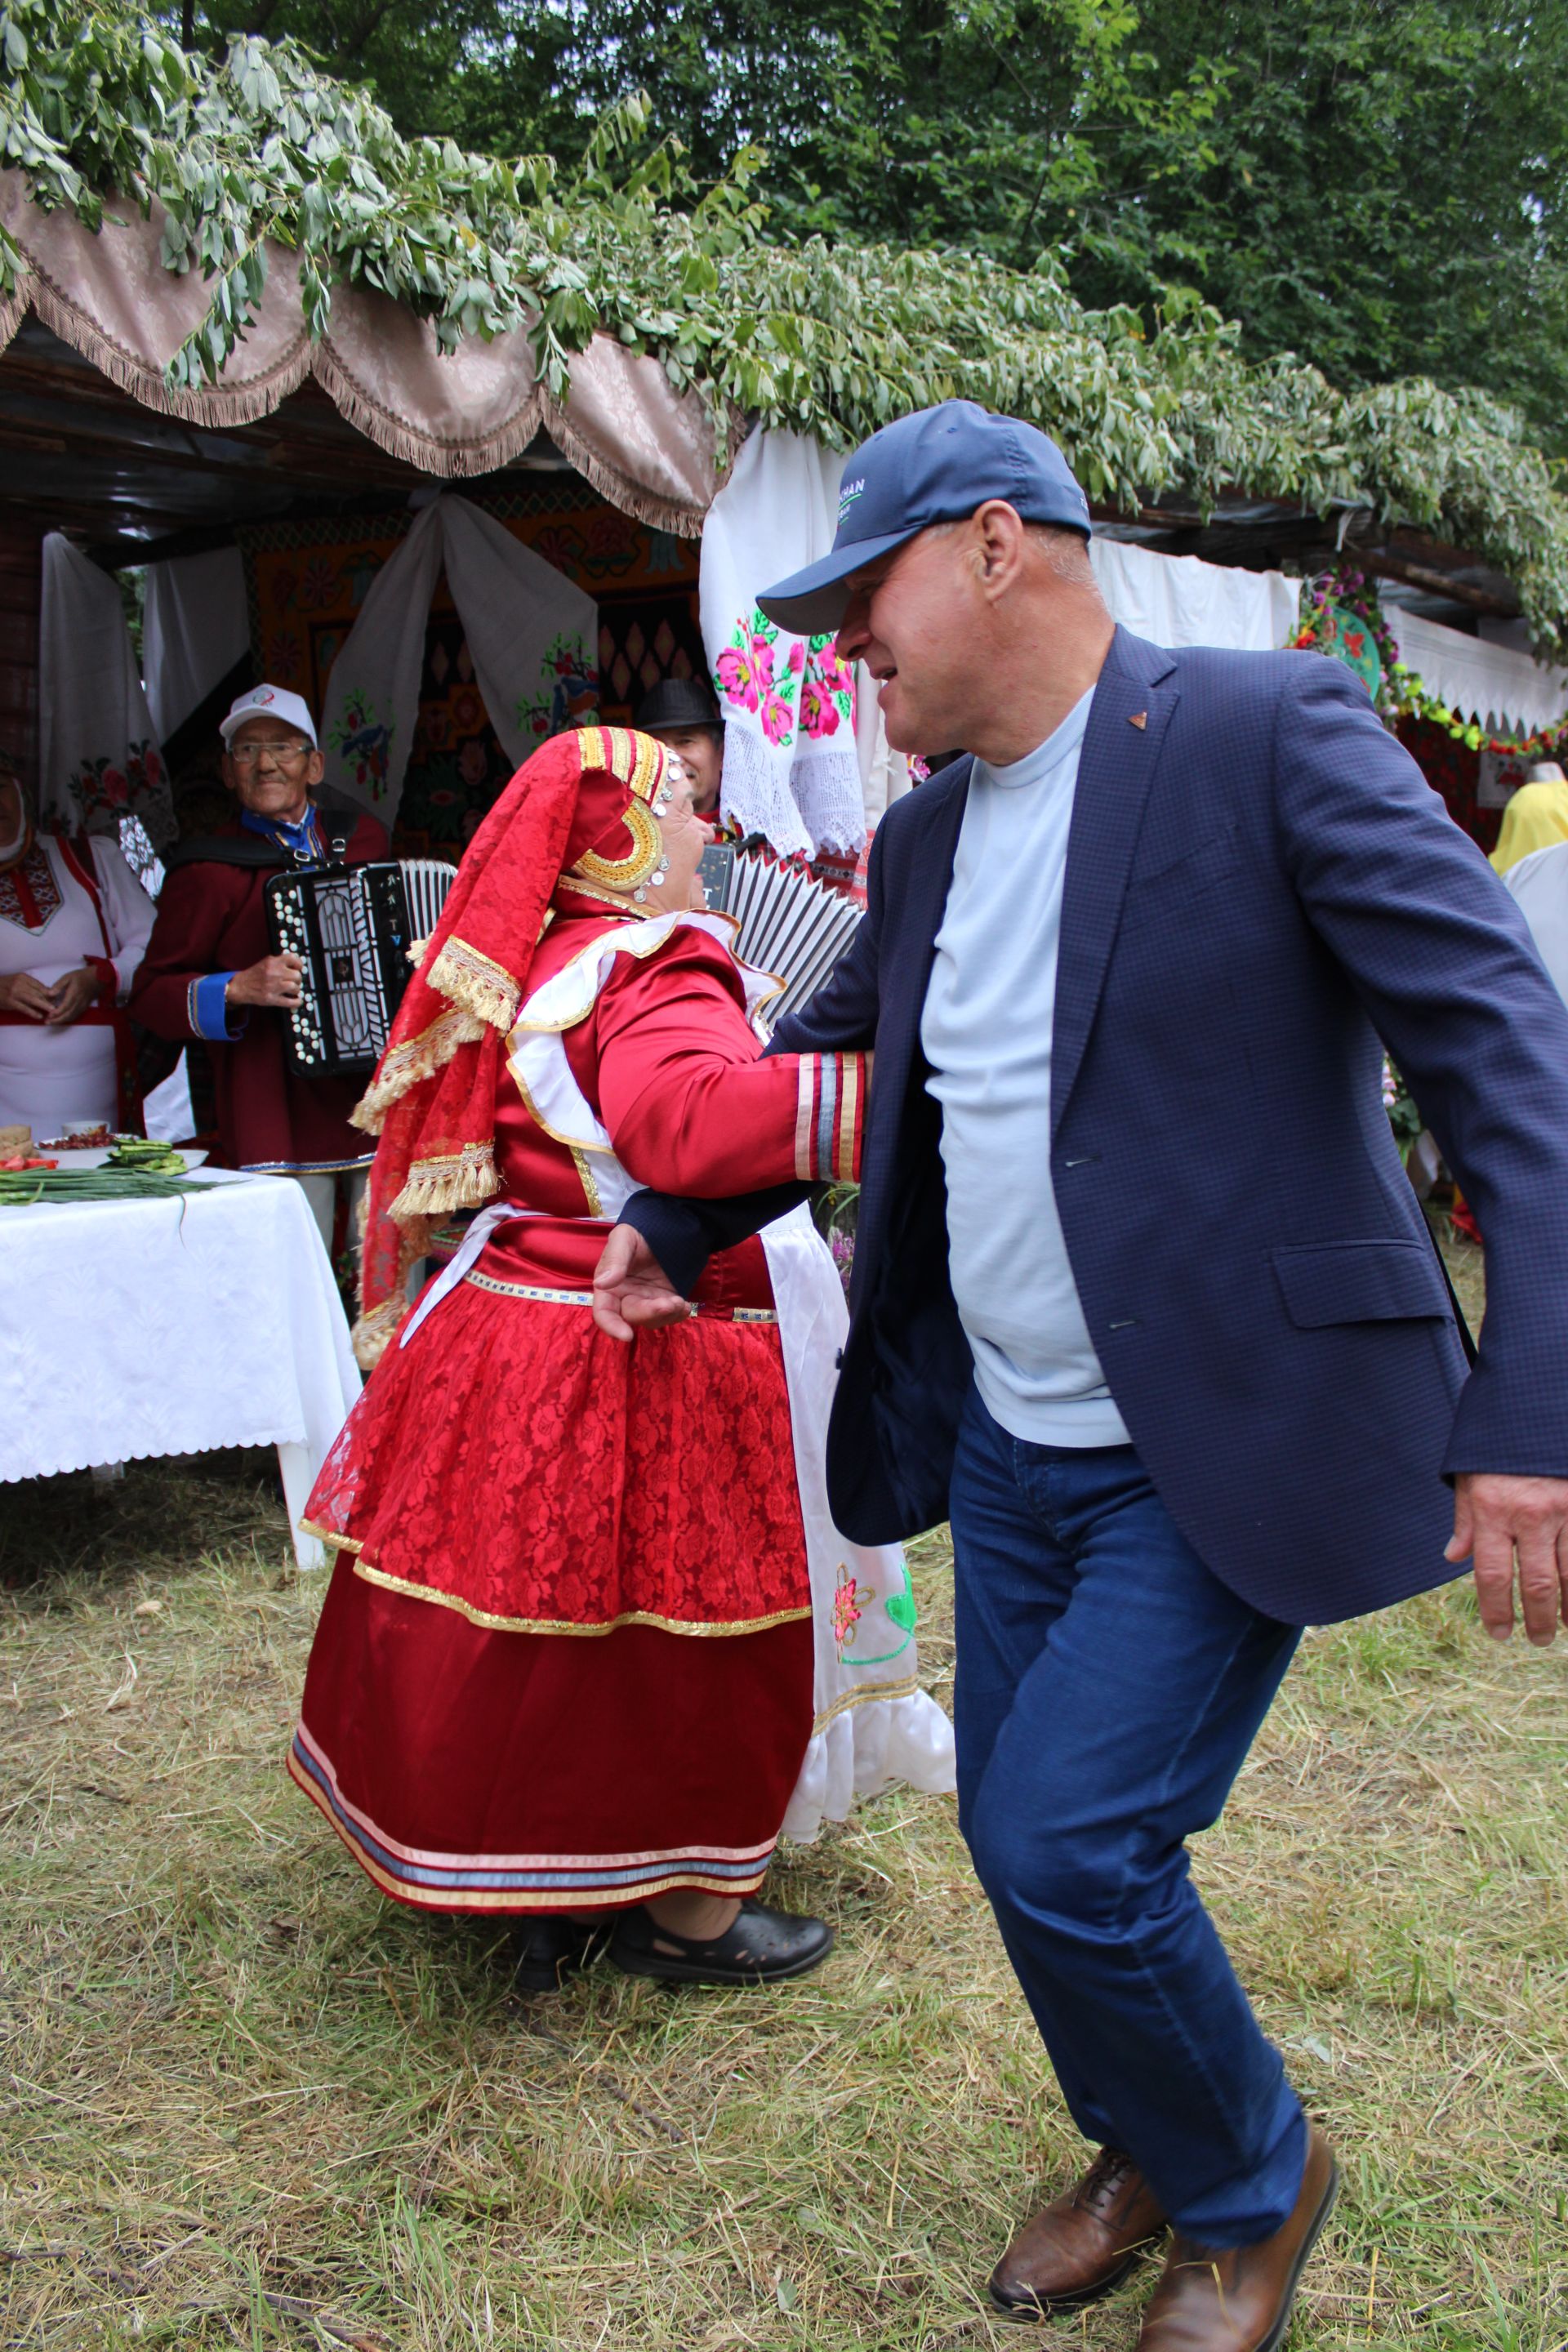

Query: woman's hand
left=592, top=1225, right=688, bottom=1340
left=44, top=964, right=101, bottom=1026
left=0, top=969, right=56, bottom=1021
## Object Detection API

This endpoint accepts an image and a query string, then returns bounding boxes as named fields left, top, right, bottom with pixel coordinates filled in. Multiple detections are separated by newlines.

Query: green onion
left=0, top=1170, right=219, bottom=1205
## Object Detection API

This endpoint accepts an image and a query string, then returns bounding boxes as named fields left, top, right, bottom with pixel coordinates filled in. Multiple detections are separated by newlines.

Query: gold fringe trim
left=350, top=1292, right=410, bottom=1370
left=311, top=337, right=549, bottom=479
left=352, top=1003, right=487, bottom=1134
left=537, top=393, right=712, bottom=539
left=388, top=1139, right=497, bottom=1223
left=427, top=936, right=520, bottom=1031
left=353, top=1555, right=812, bottom=1639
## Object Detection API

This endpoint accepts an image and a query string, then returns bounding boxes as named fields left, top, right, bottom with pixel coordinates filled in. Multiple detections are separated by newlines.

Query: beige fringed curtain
left=0, top=171, right=731, bottom=532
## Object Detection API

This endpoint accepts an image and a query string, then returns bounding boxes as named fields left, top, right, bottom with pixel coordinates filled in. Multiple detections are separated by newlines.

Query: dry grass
left=2, top=1237, right=1565, bottom=2351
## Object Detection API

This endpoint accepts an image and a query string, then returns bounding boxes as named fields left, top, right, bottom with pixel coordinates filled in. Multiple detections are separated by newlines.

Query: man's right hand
left=592, top=1225, right=688, bottom=1340
left=226, top=951, right=305, bottom=1009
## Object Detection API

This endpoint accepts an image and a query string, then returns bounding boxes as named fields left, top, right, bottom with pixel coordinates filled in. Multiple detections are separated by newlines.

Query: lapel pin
left=1129, top=710, right=1148, bottom=731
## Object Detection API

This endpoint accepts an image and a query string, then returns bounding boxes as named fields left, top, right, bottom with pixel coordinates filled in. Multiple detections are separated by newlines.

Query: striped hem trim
left=460, top=1271, right=777, bottom=1322
left=351, top=1555, right=811, bottom=1639
left=794, top=1054, right=866, bottom=1181
left=287, top=1726, right=776, bottom=1911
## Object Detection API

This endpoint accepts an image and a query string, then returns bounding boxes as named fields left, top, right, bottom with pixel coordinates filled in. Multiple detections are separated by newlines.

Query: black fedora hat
left=635, top=677, right=723, bottom=733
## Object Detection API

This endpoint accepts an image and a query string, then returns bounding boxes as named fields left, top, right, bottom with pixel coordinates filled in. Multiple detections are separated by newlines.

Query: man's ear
left=971, top=500, right=1027, bottom=598
left=220, top=759, right=239, bottom=800
left=305, top=749, right=327, bottom=791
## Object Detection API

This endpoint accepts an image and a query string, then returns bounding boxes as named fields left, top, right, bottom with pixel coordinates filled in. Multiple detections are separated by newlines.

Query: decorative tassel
left=427, top=936, right=521, bottom=1032
left=389, top=1139, right=498, bottom=1223
left=351, top=1292, right=410, bottom=1370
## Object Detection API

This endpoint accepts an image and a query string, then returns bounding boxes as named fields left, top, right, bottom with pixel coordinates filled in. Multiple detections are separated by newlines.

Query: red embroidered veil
left=350, top=725, right=675, bottom=1364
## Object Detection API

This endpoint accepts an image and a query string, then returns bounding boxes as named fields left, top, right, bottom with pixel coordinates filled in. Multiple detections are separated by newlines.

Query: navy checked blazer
left=624, top=628, right=1568, bottom=1624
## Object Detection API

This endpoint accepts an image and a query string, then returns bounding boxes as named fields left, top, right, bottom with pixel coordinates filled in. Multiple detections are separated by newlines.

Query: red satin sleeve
left=572, top=924, right=866, bottom=1194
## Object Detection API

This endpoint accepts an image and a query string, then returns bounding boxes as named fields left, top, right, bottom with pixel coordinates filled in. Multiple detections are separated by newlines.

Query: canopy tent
left=0, top=171, right=724, bottom=532
left=3, top=0, right=1568, bottom=866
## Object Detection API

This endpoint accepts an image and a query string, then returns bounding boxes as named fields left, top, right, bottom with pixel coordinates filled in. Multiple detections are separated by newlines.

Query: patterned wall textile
left=1396, top=717, right=1494, bottom=856
left=239, top=482, right=702, bottom=858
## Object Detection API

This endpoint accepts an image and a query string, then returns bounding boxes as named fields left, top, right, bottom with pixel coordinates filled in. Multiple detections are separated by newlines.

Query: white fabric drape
left=142, top=547, right=251, bottom=742
left=759, top=1205, right=956, bottom=1840
left=1504, top=841, right=1568, bottom=1008
left=700, top=431, right=869, bottom=858
left=1089, top=537, right=1299, bottom=653
left=318, top=497, right=599, bottom=831
left=40, top=534, right=173, bottom=846
left=1392, top=608, right=1568, bottom=733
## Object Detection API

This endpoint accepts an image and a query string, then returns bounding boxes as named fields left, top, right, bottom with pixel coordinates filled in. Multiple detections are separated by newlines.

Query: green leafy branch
left=7, top=0, right=1568, bottom=652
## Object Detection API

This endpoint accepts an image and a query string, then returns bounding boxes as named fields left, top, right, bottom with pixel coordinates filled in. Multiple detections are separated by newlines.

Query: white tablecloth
left=0, top=1170, right=361, bottom=1567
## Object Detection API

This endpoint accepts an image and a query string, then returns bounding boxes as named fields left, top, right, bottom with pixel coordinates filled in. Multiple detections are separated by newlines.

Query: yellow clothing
left=1489, top=779, right=1568, bottom=873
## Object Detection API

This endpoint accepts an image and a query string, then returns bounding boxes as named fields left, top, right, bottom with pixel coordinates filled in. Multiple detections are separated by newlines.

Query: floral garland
left=1292, top=566, right=1568, bottom=759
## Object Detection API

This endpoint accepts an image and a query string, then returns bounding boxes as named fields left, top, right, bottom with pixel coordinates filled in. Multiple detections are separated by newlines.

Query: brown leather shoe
left=1135, top=2124, right=1339, bottom=2350
left=989, top=2146, right=1168, bottom=2317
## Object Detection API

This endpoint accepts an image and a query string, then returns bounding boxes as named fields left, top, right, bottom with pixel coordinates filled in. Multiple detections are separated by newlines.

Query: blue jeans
left=950, top=1383, right=1307, bottom=2245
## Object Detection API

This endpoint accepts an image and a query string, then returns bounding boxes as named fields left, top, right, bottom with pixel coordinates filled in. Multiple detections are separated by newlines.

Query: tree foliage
left=169, top=0, right=1568, bottom=451
left=6, top=0, right=1568, bottom=649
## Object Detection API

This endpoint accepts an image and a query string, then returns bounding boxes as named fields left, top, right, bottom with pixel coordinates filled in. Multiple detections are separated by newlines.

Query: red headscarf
left=352, top=724, right=676, bottom=1364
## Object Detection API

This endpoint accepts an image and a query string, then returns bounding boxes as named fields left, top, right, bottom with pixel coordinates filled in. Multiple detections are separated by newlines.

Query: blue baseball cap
left=757, top=400, right=1093, bottom=637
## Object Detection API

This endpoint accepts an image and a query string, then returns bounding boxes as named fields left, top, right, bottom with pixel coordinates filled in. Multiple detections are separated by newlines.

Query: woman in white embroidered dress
left=0, top=763, right=154, bottom=1136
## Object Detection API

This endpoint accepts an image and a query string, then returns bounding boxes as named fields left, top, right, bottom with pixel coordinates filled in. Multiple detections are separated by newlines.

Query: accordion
left=698, top=840, right=864, bottom=1028
left=264, top=862, right=416, bottom=1077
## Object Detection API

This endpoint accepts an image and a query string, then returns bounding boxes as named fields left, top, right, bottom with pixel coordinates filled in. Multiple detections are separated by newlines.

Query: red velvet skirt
left=291, top=1219, right=815, bottom=1913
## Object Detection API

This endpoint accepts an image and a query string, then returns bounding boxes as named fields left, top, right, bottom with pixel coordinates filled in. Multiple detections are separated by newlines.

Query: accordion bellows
left=701, top=844, right=865, bottom=1027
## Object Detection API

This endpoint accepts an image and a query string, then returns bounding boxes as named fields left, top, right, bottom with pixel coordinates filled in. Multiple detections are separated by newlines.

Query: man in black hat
left=635, top=679, right=726, bottom=819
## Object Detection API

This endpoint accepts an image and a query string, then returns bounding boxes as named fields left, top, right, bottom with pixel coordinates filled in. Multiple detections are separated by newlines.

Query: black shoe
left=509, top=1913, right=608, bottom=1992
left=608, top=1899, right=835, bottom=1986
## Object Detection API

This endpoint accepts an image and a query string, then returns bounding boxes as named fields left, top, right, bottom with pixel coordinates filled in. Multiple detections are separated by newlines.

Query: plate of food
left=36, top=1133, right=208, bottom=1172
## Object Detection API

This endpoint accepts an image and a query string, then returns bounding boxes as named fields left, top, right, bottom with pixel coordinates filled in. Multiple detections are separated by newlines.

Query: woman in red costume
left=290, top=725, right=873, bottom=1988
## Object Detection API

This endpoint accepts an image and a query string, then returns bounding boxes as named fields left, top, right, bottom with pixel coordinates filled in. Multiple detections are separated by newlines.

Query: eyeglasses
left=229, top=741, right=314, bottom=768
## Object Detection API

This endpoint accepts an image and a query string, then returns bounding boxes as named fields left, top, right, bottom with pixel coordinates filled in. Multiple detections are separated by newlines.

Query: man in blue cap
left=593, top=401, right=1568, bottom=2347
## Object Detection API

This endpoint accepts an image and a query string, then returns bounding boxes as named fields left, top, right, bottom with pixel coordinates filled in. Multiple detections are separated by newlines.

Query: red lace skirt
left=303, top=1223, right=808, bottom=1634
left=292, top=1219, right=814, bottom=1911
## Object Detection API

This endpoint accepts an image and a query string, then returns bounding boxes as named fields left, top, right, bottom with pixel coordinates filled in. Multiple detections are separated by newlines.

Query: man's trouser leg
left=949, top=1383, right=1306, bottom=2247
left=292, top=1172, right=335, bottom=1258
left=291, top=1169, right=368, bottom=1275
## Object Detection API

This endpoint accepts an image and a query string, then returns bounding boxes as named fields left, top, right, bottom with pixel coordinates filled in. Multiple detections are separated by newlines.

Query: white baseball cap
left=220, top=684, right=318, bottom=747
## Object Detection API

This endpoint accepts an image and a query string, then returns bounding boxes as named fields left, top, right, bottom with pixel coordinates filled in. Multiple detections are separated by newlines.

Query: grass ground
left=3, top=1243, right=1565, bottom=2352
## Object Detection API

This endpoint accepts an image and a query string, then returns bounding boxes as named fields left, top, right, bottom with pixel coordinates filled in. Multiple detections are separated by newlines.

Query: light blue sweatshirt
left=920, top=689, right=1130, bottom=1446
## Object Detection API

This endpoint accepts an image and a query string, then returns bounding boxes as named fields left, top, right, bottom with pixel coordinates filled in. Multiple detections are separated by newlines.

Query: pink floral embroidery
left=800, top=635, right=856, bottom=741
left=800, top=679, right=840, bottom=737
left=831, top=1568, right=864, bottom=1650
left=760, top=692, right=794, bottom=746
left=716, top=643, right=761, bottom=713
